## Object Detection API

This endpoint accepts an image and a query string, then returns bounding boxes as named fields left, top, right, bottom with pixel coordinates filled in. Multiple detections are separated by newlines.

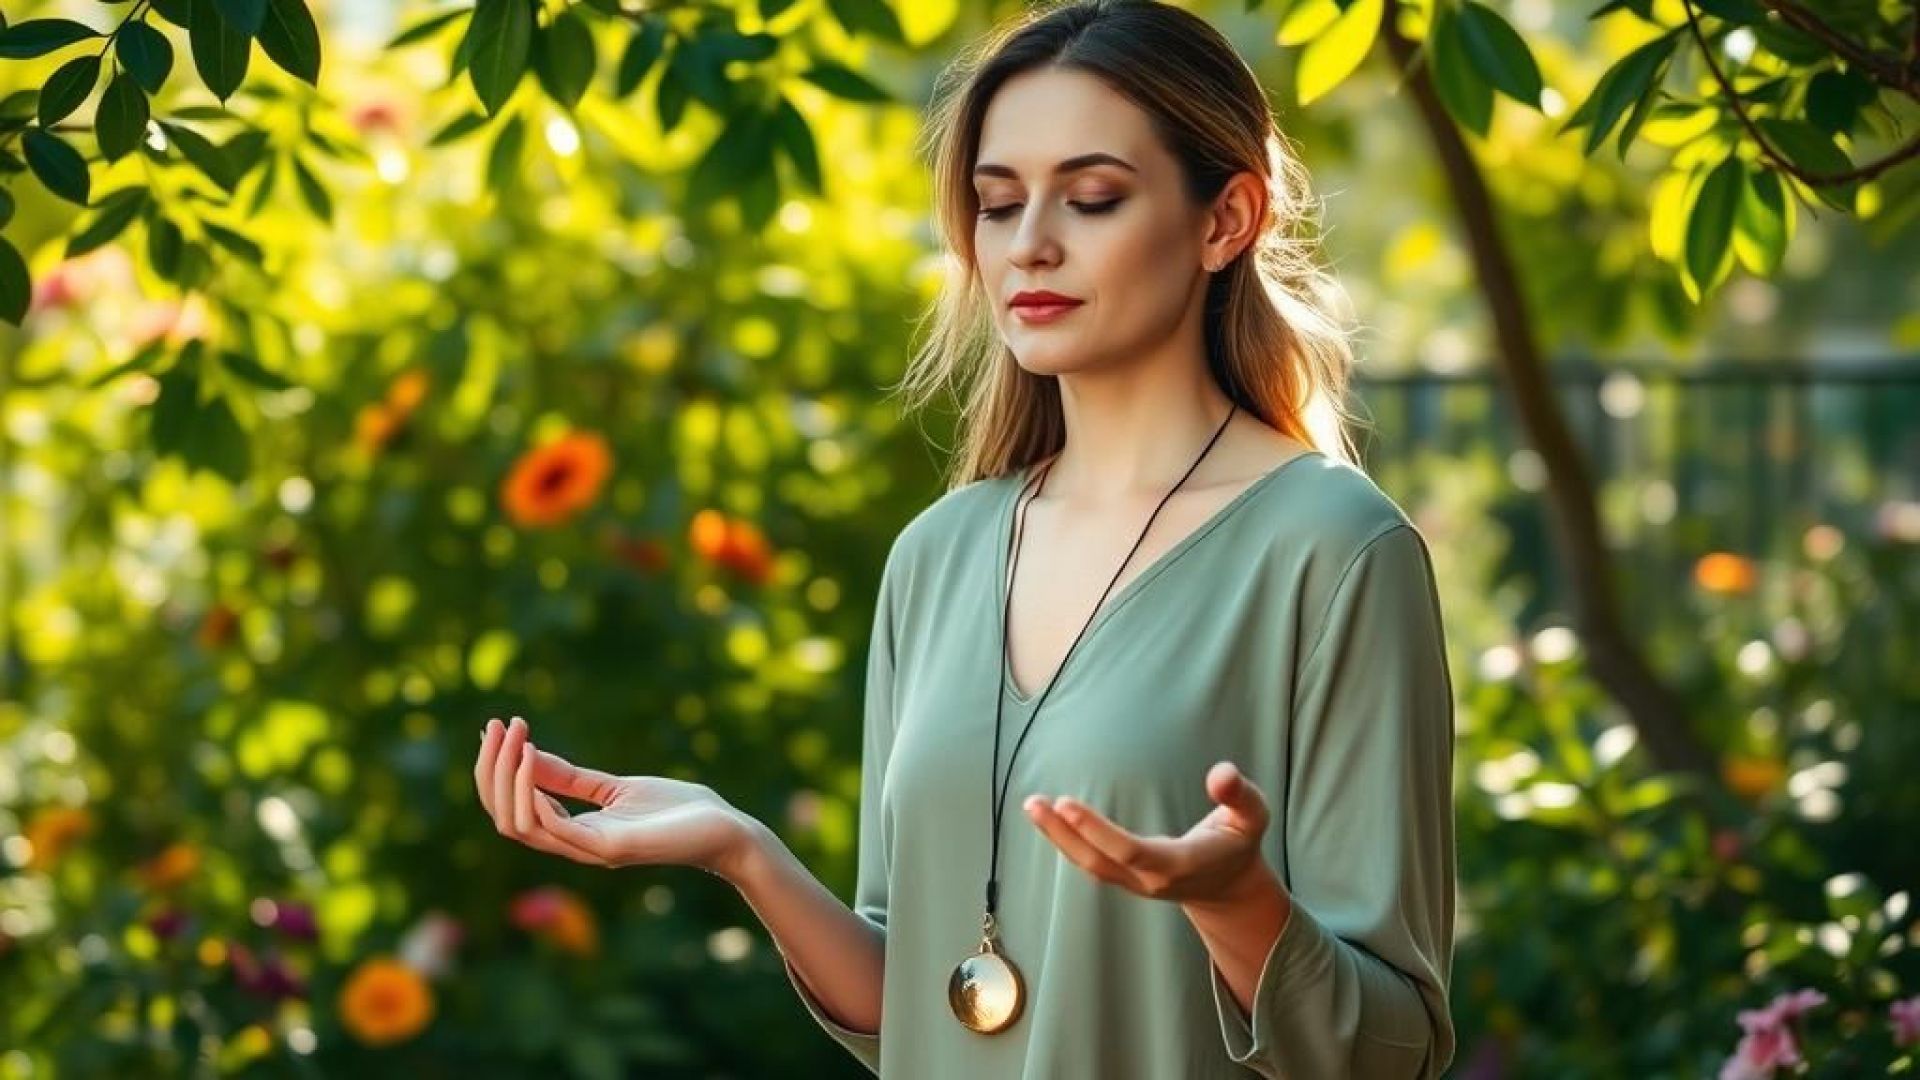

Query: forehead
left=974, top=66, right=1159, bottom=177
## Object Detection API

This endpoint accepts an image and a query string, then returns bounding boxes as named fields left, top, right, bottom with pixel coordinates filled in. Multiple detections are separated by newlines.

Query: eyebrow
left=972, top=152, right=1138, bottom=180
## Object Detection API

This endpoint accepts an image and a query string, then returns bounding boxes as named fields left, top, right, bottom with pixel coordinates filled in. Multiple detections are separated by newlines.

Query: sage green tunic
left=782, top=450, right=1457, bottom=1078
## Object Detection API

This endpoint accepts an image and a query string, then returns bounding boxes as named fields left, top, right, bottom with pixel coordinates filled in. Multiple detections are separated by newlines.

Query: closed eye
left=978, top=197, right=1125, bottom=221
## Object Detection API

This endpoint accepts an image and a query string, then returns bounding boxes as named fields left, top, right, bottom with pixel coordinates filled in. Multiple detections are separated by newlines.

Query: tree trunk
left=1378, top=5, right=1719, bottom=781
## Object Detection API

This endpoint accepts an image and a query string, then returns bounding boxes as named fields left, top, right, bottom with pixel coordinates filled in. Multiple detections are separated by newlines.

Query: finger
left=492, top=716, right=527, bottom=836
left=513, top=741, right=538, bottom=835
left=1053, top=796, right=1181, bottom=878
left=474, top=718, right=503, bottom=820
left=1024, top=796, right=1133, bottom=888
left=1207, top=761, right=1268, bottom=832
left=532, top=792, right=614, bottom=866
left=531, top=748, right=621, bottom=806
left=510, top=792, right=602, bottom=864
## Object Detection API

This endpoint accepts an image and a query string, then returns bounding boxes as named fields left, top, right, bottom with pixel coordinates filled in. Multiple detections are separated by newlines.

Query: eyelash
left=977, top=197, right=1124, bottom=221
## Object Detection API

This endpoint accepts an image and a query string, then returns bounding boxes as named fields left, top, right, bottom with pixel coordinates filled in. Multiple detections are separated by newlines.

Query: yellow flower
left=339, top=956, right=434, bottom=1046
left=24, top=807, right=94, bottom=872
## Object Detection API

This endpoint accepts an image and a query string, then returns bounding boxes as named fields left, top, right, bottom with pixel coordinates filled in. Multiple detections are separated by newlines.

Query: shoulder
left=877, top=470, right=1016, bottom=596
left=1242, top=452, right=1439, bottom=642
left=1254, top=452, right=1423, bottom=569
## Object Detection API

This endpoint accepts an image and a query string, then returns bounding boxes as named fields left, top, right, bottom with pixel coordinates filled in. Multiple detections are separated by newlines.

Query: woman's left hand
left=1024, top=760, right=1281, bottom=907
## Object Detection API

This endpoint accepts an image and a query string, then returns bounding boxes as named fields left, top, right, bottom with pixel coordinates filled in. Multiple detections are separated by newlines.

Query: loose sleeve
left=780, top=538, right=901, bottom=1075
left=1209, top=522, right=1457, bottom=1078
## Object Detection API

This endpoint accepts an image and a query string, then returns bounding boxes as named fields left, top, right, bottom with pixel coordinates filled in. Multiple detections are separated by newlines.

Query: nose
left=1006, top=203, right=1063, bottom=273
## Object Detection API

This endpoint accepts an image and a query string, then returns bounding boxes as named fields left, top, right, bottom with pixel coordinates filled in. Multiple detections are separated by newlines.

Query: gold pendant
left=948, top=913, right=1025, bottom=1033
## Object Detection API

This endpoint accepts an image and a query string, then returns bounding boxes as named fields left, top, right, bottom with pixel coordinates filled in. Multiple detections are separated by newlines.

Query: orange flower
left=140, top=842, right=203, bottom=891
left=355, top=404, right=402, bottom=455
left=197, top=603, right=238, bottom=649
left=1694, top=552, right=1757, bottom=595
left=687, top=509, right=775, bottom=584
left=1722, top=755, right=1785, bottom=801
left=509, top=886, right=600, bottom=956
left=385, top=370, right=429, bottom=416
left=339, top=956, right=434, bottom=1046
left=501, top=431, right=613, bottom=529
left=24, top=807, right=94, bottom=872
left=603, top=529, right=671, bottom=573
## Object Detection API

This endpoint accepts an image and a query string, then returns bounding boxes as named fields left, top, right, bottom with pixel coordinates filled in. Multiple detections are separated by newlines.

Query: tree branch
left=1685, top=0, right=1920, bottom=187
left=1756, top=0, right=1919, bottom=96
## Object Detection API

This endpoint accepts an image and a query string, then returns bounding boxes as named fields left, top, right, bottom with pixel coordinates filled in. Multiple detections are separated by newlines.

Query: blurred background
left=0, top=0, right=1916, bottom=1075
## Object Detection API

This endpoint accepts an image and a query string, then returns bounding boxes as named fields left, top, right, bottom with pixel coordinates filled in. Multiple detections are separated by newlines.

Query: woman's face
left=971, top=65, right=1220, bottom=378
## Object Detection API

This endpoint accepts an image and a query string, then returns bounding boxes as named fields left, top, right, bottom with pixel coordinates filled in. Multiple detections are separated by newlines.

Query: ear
left=1201, top=170, right=1266, bottom=272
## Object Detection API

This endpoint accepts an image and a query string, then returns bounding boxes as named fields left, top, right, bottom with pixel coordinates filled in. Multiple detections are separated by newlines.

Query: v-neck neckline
left=995, top=447, right=1325, bottom=705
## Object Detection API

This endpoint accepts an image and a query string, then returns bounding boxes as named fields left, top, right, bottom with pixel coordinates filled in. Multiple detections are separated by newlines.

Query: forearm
left=1182, top=857, right=1292, bottom=1017
left=727, top=816, right=885, bottom=1037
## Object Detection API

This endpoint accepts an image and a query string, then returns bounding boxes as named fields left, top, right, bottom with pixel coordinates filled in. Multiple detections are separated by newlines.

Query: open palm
left=475, top=716, right=744, bottom=876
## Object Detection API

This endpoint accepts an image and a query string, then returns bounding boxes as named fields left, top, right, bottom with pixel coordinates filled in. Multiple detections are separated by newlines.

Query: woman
left=474, top=0, right=1455, bottom=1076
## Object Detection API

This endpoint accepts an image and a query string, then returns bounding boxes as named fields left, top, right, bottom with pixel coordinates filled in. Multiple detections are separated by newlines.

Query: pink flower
left=1718, top=988, right=1826, bottom=1079
left=1891, top=995, right=1920, bottom=1049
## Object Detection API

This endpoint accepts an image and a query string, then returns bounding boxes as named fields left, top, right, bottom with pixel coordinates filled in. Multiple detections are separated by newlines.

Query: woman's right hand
left=475, top=716, right=753, bottom=880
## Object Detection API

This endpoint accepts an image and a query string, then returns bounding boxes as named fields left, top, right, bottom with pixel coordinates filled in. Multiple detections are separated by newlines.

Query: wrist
left=716, top=812, right=777, bottom=892
left=1183, top=855, right=1289, bottom=923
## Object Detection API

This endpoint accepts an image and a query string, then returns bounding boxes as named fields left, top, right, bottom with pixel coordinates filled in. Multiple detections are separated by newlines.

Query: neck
left=1043, top=364, right=1238, bottom=502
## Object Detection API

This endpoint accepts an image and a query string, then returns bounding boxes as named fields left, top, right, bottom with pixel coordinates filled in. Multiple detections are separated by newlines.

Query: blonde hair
left=893, top=0, right=1362, bottom=491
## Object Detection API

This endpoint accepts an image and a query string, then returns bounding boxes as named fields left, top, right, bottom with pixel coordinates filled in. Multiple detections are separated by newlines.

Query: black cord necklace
left=947, top=401, right=1239, bottom=1034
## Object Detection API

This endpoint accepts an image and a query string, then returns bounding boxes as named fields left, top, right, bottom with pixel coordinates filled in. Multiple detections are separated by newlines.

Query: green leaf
left=428, top=111, right=489, bottom=146
left=486, top=112, right=526, bottom=191
left=466, top=0, right=534, bottom=117
left=1732, top=166, right=1790, bottom=275
left=689, top=106, right=773, bottom=195
left=150, top=0, right=191, bottom=30
left=146, top=211, right=185, bottom=278
left=97, top=73, right=151, bottom=162
left=203, top=221, right=264, bottom=263
left=1295, top=0, right=1382, bottom=106
left=0, top=18, right=103, bottom=59
left=1428, top=3, right=1492, bottom=137
left=214, top=0, right=267, bottom=36
left=615, top=20, right=667, bottom=98
left=388, top=7, right=466, bottom=48
left=223, top=128, right=271, bottom=175
left=117, top=21, right=176, bottom=94
left=0, top=236, right=28, bottom=326
left=291, top=153, right=331, bottom=220
left=218, top=349, right=294, bottom=390
left=655, top=53, right=689, bottom=132
left=189, top=0, right=253, bottom=102
left=153, top=362, right=252, bottom=484
left=67, top=186, right=150, bottom=256
left=532, top=8, right=595, bottom=111
left=161, top=121, right=240, bottom=191
left=1457, top=1, right=1541, bottom=108
left=1682, top=156, right=1742, bottom=300
left=1277, top=0, right=1339, bottom=46
left=1561, top=31, right=1675, bottom=156
left=1694, top=0, right=1764, bottom=24
left=1805, top=69, right=1875, bottom=137
left=245, top=151, right=278, bottom=214
left=40, top=55, right=102, bottom=128
left=87, top=339, right=170, bottom=388
left=772, top=95, right=821, bottom=194
left=1756, top=117, right=1856, bottom=208
left=258, top=0, right=321, bottom=85
left=824, top=0, right=905, bottom=45
left=799, top=62, right=889, bottom=102
left=24, top=127, right=91, bottom=206
left=0, top=186, right=13, bottom=228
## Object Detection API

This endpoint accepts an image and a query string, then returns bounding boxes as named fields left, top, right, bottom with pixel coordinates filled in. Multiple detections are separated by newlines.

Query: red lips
left=1010, top=289, right=1082, bottom=308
